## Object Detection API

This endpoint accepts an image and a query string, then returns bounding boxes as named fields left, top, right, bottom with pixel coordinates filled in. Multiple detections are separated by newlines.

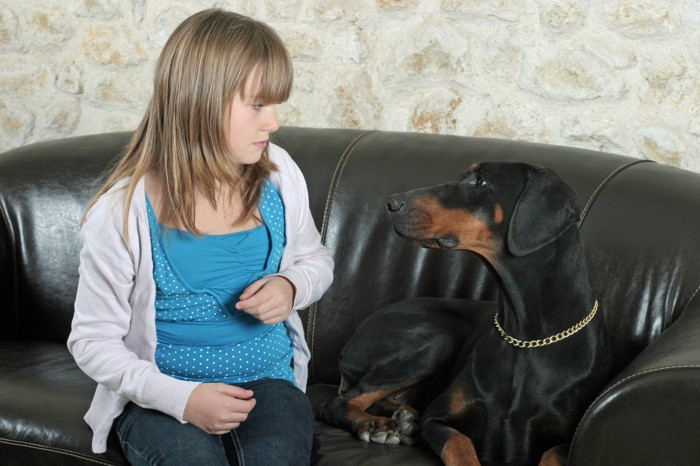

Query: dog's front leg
left=422, top=416, right=480, bottom=466
left=437, top=426, right=480, bottom=466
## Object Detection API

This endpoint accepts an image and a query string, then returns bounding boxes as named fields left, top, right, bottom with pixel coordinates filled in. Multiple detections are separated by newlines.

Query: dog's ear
left=507, top=167, right=580, bottom=256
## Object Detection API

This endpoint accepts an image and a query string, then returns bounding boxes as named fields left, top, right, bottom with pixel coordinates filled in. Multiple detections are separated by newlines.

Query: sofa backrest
left=271, top=127, right=700, bottom=385
left=0, top=133, right=127, bottom=342
left=1, top=128, right=699, bottom=386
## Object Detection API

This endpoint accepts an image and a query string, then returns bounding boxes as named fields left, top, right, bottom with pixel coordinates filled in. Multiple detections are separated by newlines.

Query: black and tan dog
left=316, top=162, right=611, bottom=465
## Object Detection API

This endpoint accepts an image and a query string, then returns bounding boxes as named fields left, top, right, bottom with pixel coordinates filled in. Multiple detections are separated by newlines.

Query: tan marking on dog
left=413, top=195, right=498, bottom=262
left=346, top=389, right=407, bottom=437
left=346, top=390, right=394, bottom=423
left=494, top=203, right=504, bottom=224
left=441, top=428, right=480, bottom=466
left=449, top=387, right=470, bottom=415
left=539, top=445, right=568, bottom=466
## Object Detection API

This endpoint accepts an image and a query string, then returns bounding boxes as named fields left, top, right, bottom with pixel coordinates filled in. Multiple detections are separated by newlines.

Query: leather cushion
left=0, top=341, right=127, bottom=465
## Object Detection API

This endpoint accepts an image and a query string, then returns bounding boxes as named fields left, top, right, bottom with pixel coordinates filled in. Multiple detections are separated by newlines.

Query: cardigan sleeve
left=269, top=145, right=334, bottom=311
left=67, top=186, right=199, bottom=423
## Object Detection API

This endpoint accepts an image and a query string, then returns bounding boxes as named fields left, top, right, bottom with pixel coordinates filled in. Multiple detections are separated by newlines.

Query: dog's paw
left=358, top=429, right=371, bottom=442
left=356, top=419, right=401, bottom=445
left=371, top=429, right=401, bottom=444
left=392, top=408, right=419, bottom=444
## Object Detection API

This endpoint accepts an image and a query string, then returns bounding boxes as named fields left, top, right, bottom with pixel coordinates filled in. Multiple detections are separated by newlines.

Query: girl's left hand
left=236, top=276, right=296, bottom=324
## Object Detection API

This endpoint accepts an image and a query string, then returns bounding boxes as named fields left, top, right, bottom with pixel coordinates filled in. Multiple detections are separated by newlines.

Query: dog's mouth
left=417, top=237, right=459, bottom=249
left=393, top=228, right=459, bottom=250
left=435, top=237, right=459, bottom=249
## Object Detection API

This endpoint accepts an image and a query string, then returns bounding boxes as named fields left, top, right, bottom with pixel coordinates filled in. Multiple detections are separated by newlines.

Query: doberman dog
left=316, top=162, right=611, bottom=465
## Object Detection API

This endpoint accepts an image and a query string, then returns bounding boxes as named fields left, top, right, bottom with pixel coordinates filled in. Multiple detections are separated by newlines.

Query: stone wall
left=1, top=0, right=699, bottom=173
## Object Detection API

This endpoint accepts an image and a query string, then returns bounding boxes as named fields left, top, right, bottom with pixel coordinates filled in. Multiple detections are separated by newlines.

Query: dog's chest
left=464, top=337, right=596, bottom=411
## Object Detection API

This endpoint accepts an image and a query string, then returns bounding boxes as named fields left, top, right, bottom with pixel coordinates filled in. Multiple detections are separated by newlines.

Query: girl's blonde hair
left=85, top=8, right=293, bottom=236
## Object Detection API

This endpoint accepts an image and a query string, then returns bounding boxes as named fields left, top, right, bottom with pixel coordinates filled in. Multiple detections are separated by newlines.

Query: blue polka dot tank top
left=146, top=179, right=294, bottom=384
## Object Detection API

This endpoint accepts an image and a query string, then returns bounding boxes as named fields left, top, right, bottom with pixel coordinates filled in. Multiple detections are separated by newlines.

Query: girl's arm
left=272, top=148, right=334, bottom=311
left=67, top=193, right=199, bottom=423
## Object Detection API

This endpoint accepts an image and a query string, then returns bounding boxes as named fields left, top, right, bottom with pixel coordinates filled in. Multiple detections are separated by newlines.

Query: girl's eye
left=252, top=103, right=264, bottom=111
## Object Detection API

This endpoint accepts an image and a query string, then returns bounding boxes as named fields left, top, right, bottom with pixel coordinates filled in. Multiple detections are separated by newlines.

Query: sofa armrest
left=569, top=294, right=700, bottom=466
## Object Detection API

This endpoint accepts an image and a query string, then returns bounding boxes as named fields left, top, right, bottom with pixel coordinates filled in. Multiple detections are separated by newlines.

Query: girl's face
left=226, top=74, right=280, bottom=164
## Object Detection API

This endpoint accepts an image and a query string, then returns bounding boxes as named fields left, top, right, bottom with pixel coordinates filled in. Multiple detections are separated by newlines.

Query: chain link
left=493, top=300, right=599, bottom=349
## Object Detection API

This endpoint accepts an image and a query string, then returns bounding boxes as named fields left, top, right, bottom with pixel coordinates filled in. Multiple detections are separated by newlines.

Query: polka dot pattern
left=155, top=325, right=294, bottom=383
left=146, top=180, right=294, bottom=384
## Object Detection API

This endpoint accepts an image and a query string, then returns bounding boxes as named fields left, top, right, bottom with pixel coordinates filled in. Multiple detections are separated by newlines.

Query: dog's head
left=385, top=162, right=581, bottom=260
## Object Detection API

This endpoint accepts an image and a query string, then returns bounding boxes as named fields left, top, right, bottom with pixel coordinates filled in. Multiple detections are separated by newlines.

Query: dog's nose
left=386, top=197, right=405, bottom=213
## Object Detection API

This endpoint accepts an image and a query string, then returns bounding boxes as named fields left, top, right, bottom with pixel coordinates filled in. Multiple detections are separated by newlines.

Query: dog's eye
left=473, top=175, right=487, bottom=187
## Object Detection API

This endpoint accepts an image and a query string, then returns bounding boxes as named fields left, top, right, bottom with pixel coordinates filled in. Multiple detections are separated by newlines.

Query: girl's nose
left=263, top=106, right=280, bottom=133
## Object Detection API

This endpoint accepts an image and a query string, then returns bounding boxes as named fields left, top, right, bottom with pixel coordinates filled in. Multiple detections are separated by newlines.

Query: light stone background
left=1, top=0, right=700, bottom=173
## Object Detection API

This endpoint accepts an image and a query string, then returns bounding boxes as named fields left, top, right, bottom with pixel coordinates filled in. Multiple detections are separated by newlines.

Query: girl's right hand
left=183, top=383, right=256, bottom=435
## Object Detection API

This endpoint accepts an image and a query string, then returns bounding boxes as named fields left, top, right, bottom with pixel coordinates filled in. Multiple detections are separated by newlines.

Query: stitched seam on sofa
left=680, top=283, right=700, bottom=315
left=308, top=130, right=375, bottom=383
left=318, top=131, right=377, bottom=239
left=577, top=159, right=654, bottom=228
left=0, top=199, right=20, bottom=336
left=570, top=363, right=700, bottom=457
left=0, top=437, right=119, bottom=465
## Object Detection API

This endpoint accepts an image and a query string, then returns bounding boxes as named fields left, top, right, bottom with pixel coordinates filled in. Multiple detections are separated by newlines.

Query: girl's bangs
left=246, top=44, right=293, bottom=105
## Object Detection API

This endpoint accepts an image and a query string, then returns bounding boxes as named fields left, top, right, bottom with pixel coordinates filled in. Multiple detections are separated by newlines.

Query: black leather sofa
left=1, top=127, right=699, bottom=465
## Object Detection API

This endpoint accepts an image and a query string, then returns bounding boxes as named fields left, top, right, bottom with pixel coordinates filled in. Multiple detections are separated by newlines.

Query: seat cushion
left=0, top=341, right=440, bottom=465
left=0, top=341, right=127, bottom=465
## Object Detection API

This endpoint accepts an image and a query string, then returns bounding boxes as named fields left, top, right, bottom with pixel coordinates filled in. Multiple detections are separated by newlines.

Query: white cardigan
left=68, top=144, right=333, bottom=453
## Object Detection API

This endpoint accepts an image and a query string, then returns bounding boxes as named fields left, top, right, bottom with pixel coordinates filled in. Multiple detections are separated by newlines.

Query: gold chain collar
left=494, top=299, right=599, bottom=349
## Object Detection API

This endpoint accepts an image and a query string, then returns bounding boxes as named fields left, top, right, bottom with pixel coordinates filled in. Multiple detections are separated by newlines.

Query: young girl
left=68, top=9, right=333, bottom=465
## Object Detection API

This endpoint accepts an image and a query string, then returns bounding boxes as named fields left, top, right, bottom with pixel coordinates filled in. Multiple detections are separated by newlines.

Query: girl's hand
left=183, top=383, right=256, bottom=435
left=236, top=276, right=296, bottom=324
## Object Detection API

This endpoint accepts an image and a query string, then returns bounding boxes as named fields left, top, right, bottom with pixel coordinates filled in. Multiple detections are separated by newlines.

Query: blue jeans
left=115, top=378, right=312, bottom=466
